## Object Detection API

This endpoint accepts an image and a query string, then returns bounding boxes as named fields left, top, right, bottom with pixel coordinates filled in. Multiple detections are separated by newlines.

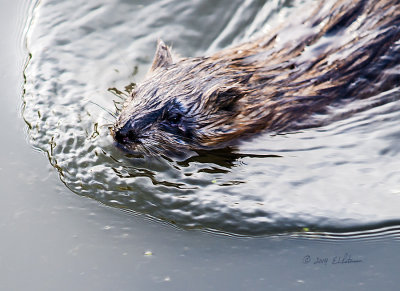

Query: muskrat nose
left=114, top=128, right=139, bottom=144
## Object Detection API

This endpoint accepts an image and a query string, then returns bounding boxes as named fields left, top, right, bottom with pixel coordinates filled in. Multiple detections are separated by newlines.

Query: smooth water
left=2, top=0, right=400, bottom=289
left=23, top=0, right=400, bottom=235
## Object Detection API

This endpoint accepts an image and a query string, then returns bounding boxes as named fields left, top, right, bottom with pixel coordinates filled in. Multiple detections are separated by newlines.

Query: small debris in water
left=297, top=280, right=305, bottom=284
left=144, top=251, right=153, bottom=256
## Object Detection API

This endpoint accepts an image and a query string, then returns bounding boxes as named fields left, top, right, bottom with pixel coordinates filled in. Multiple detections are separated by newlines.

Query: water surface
left=22, top=0, right=400, bottom=235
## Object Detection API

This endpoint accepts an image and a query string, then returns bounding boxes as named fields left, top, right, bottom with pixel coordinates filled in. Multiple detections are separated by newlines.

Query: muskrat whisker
left=89, top=100, right=117, bottom=119
left=135, top=141, right=151, bottom=156
left=100, top=123, right=114, bottom=128
left=98, top=116, right=116, bottom=124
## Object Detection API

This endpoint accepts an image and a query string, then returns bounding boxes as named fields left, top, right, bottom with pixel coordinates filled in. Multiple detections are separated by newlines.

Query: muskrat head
left=112, top=40, right=245, bottom=156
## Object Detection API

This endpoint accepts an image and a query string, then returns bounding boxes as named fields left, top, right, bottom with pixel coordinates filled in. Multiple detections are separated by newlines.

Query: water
left=1, top=0, right=400, bottom=290
left=22, top=0, right=400, bottom=235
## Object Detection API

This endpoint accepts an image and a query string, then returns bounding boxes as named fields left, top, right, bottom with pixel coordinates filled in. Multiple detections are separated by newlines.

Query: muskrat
left=112, top=0, right=400, bottom=156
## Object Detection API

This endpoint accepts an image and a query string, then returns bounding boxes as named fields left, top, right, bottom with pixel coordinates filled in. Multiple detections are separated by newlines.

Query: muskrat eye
left=167, top=113, right=182, bottom=125
left=161, top=99, right=185, bottom=128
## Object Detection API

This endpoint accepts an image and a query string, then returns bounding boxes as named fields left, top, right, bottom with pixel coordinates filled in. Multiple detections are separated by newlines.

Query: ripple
left=22, top=0, right=400, bottom=235
left=288, top=225, right=400, bottom=243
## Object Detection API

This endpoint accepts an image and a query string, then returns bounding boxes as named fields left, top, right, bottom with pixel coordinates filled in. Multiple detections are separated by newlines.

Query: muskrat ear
left=149, top=39, right=173, bottom=73
left=214, top=87, right=243, bottom=112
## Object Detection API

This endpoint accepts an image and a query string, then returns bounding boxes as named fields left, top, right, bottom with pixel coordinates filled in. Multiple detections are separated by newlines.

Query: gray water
left=1, top=0, right=400, bottom=290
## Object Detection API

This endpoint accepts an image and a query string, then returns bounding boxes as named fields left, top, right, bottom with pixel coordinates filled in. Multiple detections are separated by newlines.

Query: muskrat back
left=112, top=0, right=400, bottom=156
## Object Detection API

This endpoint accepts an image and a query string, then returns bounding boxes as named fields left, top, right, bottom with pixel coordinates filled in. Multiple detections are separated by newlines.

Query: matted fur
left=113, top=0, right=400, bottom=155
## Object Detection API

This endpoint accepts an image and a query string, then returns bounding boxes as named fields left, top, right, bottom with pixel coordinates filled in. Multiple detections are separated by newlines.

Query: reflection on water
left=23, top=0, right=400, bottom=235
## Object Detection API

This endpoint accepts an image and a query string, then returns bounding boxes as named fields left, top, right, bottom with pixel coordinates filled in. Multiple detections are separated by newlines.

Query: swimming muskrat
left=112, top=0, right=400, bottom=155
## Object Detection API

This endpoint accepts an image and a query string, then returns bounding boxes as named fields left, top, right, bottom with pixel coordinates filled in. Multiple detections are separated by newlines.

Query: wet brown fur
left=113, top=0, right=400, bottom=155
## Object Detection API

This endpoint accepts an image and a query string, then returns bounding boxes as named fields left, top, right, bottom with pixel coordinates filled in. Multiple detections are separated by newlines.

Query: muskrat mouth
left=113, top=139, right=146, bottom=156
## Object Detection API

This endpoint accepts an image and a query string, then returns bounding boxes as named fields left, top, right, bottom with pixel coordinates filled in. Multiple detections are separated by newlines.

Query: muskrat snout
left=113, top=125, right=140, bottom=145
left=114, top=129, right=130, bottom=144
